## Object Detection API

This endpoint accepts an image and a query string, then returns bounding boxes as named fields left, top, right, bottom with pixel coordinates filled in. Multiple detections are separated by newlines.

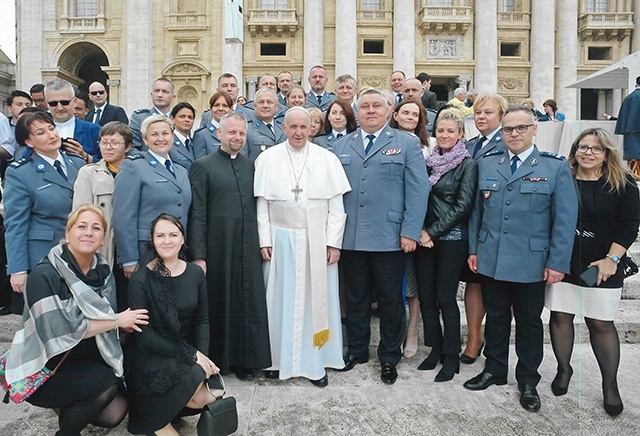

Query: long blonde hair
left=568, top=128, right=634, bottom=194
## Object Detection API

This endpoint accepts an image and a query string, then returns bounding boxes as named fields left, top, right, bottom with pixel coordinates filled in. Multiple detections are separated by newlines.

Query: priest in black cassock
left=188, top=112, right=272, bottom=380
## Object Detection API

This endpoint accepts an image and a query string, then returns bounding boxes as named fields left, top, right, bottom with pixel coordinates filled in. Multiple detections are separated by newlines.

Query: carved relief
left=427, top=38, right=459, bottom=58
left=165, top=62, right=207, bottom=76
left=498, top=78, right=526, bottom=92
left=176, top=40, right=199, bottom=57
left=360, top=76, right=387, bottom=89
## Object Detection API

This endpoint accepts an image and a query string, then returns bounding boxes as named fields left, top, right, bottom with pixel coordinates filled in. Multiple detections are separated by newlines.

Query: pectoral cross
left=292, top=184, right=303, bottom=202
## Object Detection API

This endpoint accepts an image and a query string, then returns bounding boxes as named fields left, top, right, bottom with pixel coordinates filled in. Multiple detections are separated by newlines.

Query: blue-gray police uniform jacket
left=333, top=127, right=429, bottom=251
left=245, top=118, right=285, bottom=160
left=305, top=91, right=337, bottom=112
left=169, top=136, right=195, bottom=172
left=192, top=123, right=221, bottom=159
left=466, top=132, right=504, bottom=159
left=243, top=100, right=287, bottom=120
left=468, top=146, right=578, bottom=283
left=129, top=107, right=163, bottom=151
left=112, top=152, right=192, bottom=265
left=313, top=133, right=345, bottom=150
left=4, top=152, right=85, bottom=274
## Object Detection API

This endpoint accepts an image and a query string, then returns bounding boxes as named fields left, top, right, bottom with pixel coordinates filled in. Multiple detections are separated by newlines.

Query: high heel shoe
left=403, top=327, right=419, bottom=358
left=418, top=348, right=443, bottom=371
left=604, top=402, right=624, bottom=417
left=434, top=355, right=460, bottom=382
left=460, top=341, right=485, bottom=364
left=603, top=383, right=623, bottom=416
left=551, top=365, right=573, bottom=397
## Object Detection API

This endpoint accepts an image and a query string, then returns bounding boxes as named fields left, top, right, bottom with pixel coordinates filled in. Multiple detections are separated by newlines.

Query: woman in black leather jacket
left=414, top=109, right=478, bottom=382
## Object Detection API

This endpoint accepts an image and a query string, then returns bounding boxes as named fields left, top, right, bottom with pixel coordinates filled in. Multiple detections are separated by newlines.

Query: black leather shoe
left=463, top=371, right=507, bottom=391
left=234, top=367, right=256, bottom=381
left=518, top=383, right=541, bottom=413
left=380, top=363, right=398, bottom=384
left=460, top=341, right=485, bottom=364
left=551, top=366, right=573, bottom=397
left=340, top=354, right=368, bottom=372
left=264, top=370, right=279, bottom=379
left=417, top=349, right=443, bottom=371
left=434, top=355, right=460, bottom=382
left=309, top=373, right=328, bottom=388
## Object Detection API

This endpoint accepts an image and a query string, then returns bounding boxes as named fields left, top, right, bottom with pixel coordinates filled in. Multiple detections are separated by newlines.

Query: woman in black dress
left=546, top=128, right=639, bottom=416
left=125, top=213, right=222, bottom=435
left=4, top=204, right=148, bottom=436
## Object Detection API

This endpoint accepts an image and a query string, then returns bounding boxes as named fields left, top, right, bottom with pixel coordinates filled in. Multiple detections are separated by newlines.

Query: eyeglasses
left=576, top=145, right=605, bottom=155
left=99, top=140, right=125, bottom=149
left=501, top=124, right=534, bottom=135
left=90, top=90, right=106, bottom=96
left=48, top=100, right=72, bottom=107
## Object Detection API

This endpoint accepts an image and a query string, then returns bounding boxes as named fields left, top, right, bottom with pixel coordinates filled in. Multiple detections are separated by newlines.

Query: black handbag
left=623, top=254, right=639, bottom=278
left=197, top=374, right=238, bottom=436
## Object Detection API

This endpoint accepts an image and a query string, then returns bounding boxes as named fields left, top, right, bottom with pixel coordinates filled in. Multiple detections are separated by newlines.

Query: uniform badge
left=261, top=144, right=266, bottom=152
left=382, top=148, right=401, bottom=156
left=484, top=191, right=491, bottom=199
left=149, top=159, right=158, bottom=168
left=530, top=158, right=538, bottom=166
left=499, top=156, right=507, bottom=164
left=35, top=162, right=46, bottom=172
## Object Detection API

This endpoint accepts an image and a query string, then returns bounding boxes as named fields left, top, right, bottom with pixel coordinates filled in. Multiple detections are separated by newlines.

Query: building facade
left=15, top=0, right=640, bottom=120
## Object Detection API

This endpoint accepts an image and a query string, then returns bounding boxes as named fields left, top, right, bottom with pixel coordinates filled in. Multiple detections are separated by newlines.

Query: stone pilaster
left=335, top=0, right=357, bottom=78
left=16, top=0, right=44, bottom=90
left=393, top=0, right=415, bottom=77
left=123, top=0, right=153, bottom=112
left=555, top=1, right=578, bottom=120
left=633, top=0, right=640, bottom=52
left=530, top=0, right=555, bottom=107
left=474, top=0, right=498, bottom=92
left=304, top=0, right=324, bottom=90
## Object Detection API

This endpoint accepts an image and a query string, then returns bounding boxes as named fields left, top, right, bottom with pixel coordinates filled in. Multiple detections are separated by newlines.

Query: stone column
left=247, top=77, right=258, bottom=101
left=123, top=0, right=153, bottom=113
left=16, top=0, right=45, bottom=89
left=597, top=90, right=606, bottom=117
left=393, top=0, right=415, bottom=77
left=304, top=0, right=324, bottom=91
left=555, top=1, right=579, bottom=120
left=335, top=0, right=357, bottom=78
left=221, top=1, right=244, bottom=94
left=612, top=88, right=623, bottom=116
left=530, top=0, right=555, bottom=106
left=633, top=0, right=640, bottom=52
left=457, top=75, right=471, bottom=91
left=474, top=0, right=498, bottom=92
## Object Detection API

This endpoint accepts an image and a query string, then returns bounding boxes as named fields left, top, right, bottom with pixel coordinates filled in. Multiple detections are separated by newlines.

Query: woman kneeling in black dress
left=125, top=213, right=222, bottom=435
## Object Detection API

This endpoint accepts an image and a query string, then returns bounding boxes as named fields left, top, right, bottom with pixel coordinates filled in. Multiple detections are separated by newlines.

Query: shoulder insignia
left=148, top=158, right=158, bottom=168
left=483, top=149, right=505, bottom=158
left=10, top=157, right=32, bottom=168
left=133, top=108, right=151, bottom=115
left=126, top=153, right=145, bottom=161
left=35, top=161, right=46, bottom=172
left=495, top=135, right=502, bottom=142
left=539, top=151, right=565, bottom=160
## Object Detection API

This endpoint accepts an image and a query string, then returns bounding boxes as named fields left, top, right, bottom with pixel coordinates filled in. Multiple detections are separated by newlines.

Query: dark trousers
left=414, top=239, right=467, bottom=356
left=341, top=250, right=406, bottom=365
left=481, top=276, right=545, bottom=385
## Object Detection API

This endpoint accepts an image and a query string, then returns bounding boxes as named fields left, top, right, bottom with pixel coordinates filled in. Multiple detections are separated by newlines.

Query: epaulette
left=66, top=152, right=84, bottom=160
left=133, top=108, right=151, bottom=115
left=482, top=149, right=505, bottom=157
left=193, top=124, right=208, bottom=134
left=9, top=156, right=31, bottom=168
left=327, top=92, right=336, bottom=96
left=126, top=153, right=145, bottom=160
left=539, top=151, right=565, bottom=160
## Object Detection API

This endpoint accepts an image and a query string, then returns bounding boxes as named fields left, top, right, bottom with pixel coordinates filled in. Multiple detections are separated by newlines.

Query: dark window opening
left=363, top=40, right=384, bottom=54
left=588, top=47, right=611, bottom=61
left=260, top=43, right=286, bottom=56
left=500, top=42, right=521, bottom=57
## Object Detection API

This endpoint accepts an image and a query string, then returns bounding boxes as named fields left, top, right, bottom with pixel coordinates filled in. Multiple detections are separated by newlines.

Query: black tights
left=550, top=311, right=622, bottom=405
left=56, top=384, right=128, bottom=436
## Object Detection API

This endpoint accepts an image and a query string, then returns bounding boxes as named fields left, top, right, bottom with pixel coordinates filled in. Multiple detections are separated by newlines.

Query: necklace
left=285, top=143, right=309, bottom=202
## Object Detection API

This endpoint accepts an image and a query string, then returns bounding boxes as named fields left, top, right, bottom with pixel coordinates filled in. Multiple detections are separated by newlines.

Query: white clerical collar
left=148, top=149, right=170, bottom=166
left=36, top=151, right=65, bottom=171
left=361, top=126, right=385, bottom=150
left=508, top=145, right=534, bottom=163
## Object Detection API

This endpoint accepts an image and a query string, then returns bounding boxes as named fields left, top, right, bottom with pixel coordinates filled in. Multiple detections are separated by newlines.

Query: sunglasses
left=48, top=100, right=72, bottom=107
left=90, top=90, right=106, bottom=96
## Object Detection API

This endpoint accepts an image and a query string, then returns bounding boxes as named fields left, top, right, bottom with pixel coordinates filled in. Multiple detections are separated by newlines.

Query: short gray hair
left=454, top=87, right=467, bottom=98
left=141, top=114, right=172, bottom=138
left=254, top=87, right=277, bottom=100
left=45, top=78, right=74, bottom=98
left=504, top=104, right=536, bottom=123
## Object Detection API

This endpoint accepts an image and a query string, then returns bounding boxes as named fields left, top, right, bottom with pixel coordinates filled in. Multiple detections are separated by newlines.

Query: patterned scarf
left=425, top=139, right=470, bottom=186
left=5, top=244, right=123, bottom=384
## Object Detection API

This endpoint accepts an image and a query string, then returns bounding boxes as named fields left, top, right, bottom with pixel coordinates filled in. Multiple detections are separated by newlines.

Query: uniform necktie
left=54, top=160, right=67, bottom=181
left=396, top=94, right=402, bottom=104
left=336, top=133, right=344, bottom=139
left=510, top=155, right=519, bottom=174
left=165, top=160, right=175, bottom=177
left=266, top=123, right=274, bottom=136
left=184, top=138, right=191, bottom=152
left=365, top=134, right=376, bottom=154
left=317, top=95, right=322, bottom=106
left=473, top=136, right=487, bottom=159
left=94, top=108, right=101, bottom=124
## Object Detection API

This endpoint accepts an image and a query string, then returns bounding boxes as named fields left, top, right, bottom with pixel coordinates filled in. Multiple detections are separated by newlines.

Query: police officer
left=464, top=105, right=578, bottom=413
left=245, top=88, right=285, bottom=160
left=4, top=111, right=86, bottom=312
left=129, top=78, right=176, bottom=151
left=168, top=102, right=196, bottom=172
left=192, top=91, right=233, bottom=159
left=113, top=115, right=191, bottom=279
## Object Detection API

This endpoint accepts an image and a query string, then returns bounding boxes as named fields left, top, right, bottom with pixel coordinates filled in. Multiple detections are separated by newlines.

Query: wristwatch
left=606, top=253, right=621, bottom=264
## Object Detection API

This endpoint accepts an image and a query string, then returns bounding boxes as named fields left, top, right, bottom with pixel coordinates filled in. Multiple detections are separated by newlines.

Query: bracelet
left=114, top=316, right=120, bottom=339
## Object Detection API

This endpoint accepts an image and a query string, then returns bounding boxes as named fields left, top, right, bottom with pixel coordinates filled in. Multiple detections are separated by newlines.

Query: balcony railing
left=497, top=11, right=531, bottom=27
left=356, top=9, right=393, bottom=21
left=60, top=16, right=106, bottom=33
left=578, top=12, right=634, bottom=40
left=166, top=13, right=207, bottom=29
left=247, top=9, right=299, bottom=35
left=418, top=6, right=472, bottom=35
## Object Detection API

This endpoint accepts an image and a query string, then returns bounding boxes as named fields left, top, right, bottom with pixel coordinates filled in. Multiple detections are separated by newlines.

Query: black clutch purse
left=197, top=374, right=238, bottom=436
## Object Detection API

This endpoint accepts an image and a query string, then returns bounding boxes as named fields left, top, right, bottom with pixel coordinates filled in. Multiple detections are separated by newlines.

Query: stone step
left=2, top=299, right=639, bottom=346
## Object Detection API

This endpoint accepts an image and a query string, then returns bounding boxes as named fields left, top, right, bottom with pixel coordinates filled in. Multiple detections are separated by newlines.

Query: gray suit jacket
left=333, top=127, right=429, bottom=251
left=468, top=147, right=578, bottom=283
left=113, top=152, right=192, bottom=265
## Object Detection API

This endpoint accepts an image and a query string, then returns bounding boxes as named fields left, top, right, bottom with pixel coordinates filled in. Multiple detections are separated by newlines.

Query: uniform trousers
left=341, top=250, right=406, bottom=365
left=481, top=276, right=545, bottom=386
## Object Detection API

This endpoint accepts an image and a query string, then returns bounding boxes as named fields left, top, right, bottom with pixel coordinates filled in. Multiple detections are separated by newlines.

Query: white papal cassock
left=255, top=141, right=351, bottom=380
